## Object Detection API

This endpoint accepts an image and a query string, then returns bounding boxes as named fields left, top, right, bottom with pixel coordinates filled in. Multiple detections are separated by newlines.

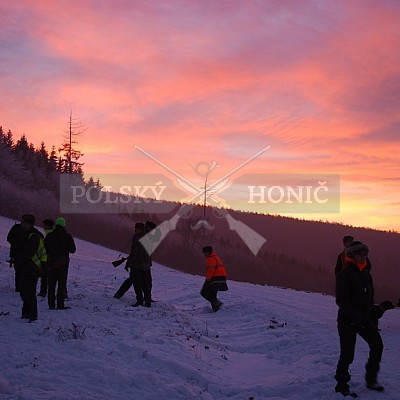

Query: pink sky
left=1, top=0, right=399, bottom=231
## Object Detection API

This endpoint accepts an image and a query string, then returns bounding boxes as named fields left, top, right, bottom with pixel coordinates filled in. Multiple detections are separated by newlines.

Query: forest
left=1, top=124, right=399, bottom=303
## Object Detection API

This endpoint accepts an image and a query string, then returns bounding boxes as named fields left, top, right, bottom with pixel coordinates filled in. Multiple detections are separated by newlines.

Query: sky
left=1, top=215, right=399, bottom=400
left=1, top=0, right=400, bottom=231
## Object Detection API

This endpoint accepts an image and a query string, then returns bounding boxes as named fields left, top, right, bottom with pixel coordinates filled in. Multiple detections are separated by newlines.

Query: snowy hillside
left=0, top=215, right=399, bottom=400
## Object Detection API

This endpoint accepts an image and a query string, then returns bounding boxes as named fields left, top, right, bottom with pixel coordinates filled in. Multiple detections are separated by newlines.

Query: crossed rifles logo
left=136, top=145, right=271, bottom=256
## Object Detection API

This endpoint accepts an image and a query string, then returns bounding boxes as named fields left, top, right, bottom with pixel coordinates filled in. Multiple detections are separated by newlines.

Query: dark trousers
left=335, top=319, right=383, bottom=389
left=200, top=280, right=219, bottom=305
left=38, top=264, right=48, bottom=296
left=114, top=277, right=134, bottom=299
left=132, top=269, right=152, bottom=304
left=20, top=277, right=39, bottom=320
left=48, top=266, right=68, bottom=309
left=14, top=261, right=23, bottom=292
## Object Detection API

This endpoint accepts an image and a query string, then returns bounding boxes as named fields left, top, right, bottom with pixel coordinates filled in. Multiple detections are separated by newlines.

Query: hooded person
left=44, top=217, right=76, bottom=310
left=334, top=241, right=384, bottom=397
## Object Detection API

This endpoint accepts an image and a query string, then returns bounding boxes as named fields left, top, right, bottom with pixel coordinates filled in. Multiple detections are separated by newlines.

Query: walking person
left=200, top=246, right=228, bottom=312
left=44, top=217, right=76, bottom=310
left=37, top=218, right=55, bottom=297
left=125, top=222, right=152, bottom=307
left=18, top=214, right=45, bottom=322
left=335, top=235, right=354, bottom=276
left=335, top=241, right=384, bottom=397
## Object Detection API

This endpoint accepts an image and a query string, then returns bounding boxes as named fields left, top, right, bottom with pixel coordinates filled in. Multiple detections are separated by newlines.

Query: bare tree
left=59, top=110, right=87, bottom=174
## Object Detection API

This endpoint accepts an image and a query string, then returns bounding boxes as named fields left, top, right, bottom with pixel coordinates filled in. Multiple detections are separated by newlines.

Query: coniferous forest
left=1, top=125, right=399, bottom=303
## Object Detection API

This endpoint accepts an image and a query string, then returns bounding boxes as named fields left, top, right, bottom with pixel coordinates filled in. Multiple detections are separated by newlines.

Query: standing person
left=200, top=246, right=228, bottom=312
left=113, top=220, right=159, bottom=300
left=44, top=217, right=76, bottom=310
left=19, top=214, right=44, bottom=322
left=143, top=220, right=161, bottom=300
left=335, top=241, right=384, bottom=397
left=7, top=216, right=29, bottom=292
left=37, top=218, right=55, bottom=297
left=126, top=222, right=152, bottom=307
left=335, top=235, right=354, bottom=276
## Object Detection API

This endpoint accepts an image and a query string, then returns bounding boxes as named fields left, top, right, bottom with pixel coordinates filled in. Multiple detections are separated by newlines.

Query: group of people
left=7, top=214, right=76, bottom=322
left=9, top=214, right=390, bottom=396
left=83, top=224, right=396, bottom=396
left=113, top=221, right=228, bottom=312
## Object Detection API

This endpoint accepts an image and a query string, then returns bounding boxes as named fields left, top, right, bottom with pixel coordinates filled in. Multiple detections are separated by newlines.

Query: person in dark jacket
left=37, top=218, right=55, bottom=297
left=18, top=214, right=42, bottom=322
left=335, top=235, right=354, bottom=276
left=335, top=241, right=384, bottom=397
left=125, top=222, right=152, bottom=307
left=44, top=217, right=76, bottom=310
left=6, top=215, right=34, bottom=292
left=113, top=220, right=159, bottom=301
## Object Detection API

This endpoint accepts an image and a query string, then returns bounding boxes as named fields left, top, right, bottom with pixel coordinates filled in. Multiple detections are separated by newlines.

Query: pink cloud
left=1, top=0, right=399, bottom=231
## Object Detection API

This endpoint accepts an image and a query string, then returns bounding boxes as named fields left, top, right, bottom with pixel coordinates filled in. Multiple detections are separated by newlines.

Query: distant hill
left=1, top=125, right=399, bottom=303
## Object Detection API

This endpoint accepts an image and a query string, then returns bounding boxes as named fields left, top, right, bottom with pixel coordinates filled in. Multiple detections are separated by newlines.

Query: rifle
left=112, top=257, right=128, bottom=268
left=111, top=232, right=132, bottom=268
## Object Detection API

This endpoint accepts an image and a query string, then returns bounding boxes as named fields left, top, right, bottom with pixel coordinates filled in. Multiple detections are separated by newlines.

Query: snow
left=0, top=215, right=399, bottom=400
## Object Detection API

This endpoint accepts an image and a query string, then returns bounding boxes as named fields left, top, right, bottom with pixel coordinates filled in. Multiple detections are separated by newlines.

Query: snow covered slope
left=0, top=216, right=399, bottom=400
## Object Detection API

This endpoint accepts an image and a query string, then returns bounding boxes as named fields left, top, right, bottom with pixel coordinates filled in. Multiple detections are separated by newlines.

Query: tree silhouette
left=59, top=110, right=86, bottom=174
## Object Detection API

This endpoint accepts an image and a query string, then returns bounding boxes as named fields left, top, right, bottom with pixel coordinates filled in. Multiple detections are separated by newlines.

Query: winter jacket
left=44, top=225, right=76, bottom=268
left=20, top=227, right=42, bottom=279
left=336, top=259, right=375, bottom=326
left=7, top=223, right=27, bottom=262
left=126, top=232, right=151, bottom=271
left=205, top=252, right=227, bottom=281
left=335, top=250, right=346, bottom=276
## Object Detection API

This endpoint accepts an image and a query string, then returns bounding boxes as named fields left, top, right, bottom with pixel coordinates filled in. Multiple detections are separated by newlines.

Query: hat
left=43, top=218, right=55, bottom=227
left=55, top=217, right=66, bottom=227
left=22, top=214, right=35, bottom=225
left=342, top=235, right=354, bottom=243
left=202, top=245, right=213, bottom=254
left=145, top=221, right=157, bottom=230
left=345, top=241, right=369, bottom=258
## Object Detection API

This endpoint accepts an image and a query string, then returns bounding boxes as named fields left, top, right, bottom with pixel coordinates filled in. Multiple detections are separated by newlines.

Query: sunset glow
left=1, top=0, right=399, bottom=231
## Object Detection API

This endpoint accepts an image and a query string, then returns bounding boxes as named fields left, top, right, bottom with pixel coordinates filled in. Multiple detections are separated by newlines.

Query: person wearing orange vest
left=335, top=241, right=384, bottom=397
left=200, top=246, right=228, bottom=312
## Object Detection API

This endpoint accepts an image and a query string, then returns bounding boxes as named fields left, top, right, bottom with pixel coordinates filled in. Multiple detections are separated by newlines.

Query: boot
left=366, top=382, right=384, bottom=392
left=335, top=385, right=357, bottom=397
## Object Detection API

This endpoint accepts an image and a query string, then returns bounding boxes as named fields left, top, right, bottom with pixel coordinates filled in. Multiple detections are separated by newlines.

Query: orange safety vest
left=205, top=252, right=227, bottom=281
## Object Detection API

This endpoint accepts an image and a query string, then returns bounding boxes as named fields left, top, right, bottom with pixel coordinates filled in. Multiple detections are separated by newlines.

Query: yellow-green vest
left=29, top=233, right=47, bottom=270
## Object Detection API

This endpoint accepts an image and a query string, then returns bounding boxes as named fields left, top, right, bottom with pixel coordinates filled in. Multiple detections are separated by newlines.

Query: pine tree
left=59, top=110, right=86, bottom=174
left=49, top=145, right=58, bottom=172
left=14, top=134, right=30, bottom=158
left=4, top=129, right=14, bottom=147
